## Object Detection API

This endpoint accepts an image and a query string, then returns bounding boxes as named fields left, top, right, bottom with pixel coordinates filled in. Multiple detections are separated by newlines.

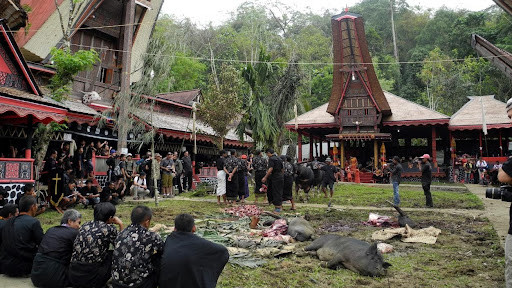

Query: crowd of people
left=0, top=198, right=229, bottom=288
left=35, top=139, right=195, bottom=213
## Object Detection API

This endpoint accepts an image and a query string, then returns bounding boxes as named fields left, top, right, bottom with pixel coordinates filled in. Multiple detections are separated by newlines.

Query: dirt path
left=465, top=184, right=510, bottom=246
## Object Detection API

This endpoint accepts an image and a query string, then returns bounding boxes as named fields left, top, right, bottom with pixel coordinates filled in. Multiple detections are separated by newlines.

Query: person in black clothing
left=41, top=149, right=58, bottom=185
left=106, top=150, right=117, bottom=183
left=0, top=195, right=44, bottom=277
left=31, top=209, right=81, bottom=287
left=79, top=179, right=100, bottom=208
left=101, top=181, right=121, bottom=205
left=281, top=155, right=296, bottom=210
left=321, top=157, right=337, bottom=199
left=0, top=203, right=18, bottom=254
left=252, top=150, right=268, bottom=204
left=84, top=142, right=96, bottom=178
left=159, top=214, right=229, bottom=288
left=262, top=148, right=284, bottom=213
left=182, top=151, right=193, bottom=191
left=237, top=152, right=248, bottom=203
left=224, top=150, right=239, bottom=205
left=419, top=154, right=433, bottom=207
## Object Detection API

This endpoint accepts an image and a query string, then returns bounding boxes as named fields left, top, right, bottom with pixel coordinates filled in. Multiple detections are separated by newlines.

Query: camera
left=486, top=185, right=512, bottom=202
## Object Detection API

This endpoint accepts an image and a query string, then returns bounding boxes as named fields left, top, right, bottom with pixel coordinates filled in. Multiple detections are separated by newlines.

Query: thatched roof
left=284, top=103, right=336, bottom=130
left=382, top=92, right=450, bottom=126
left=155, top=89, right=201, bottom=107
left=449, top=95, right=512, bottom=130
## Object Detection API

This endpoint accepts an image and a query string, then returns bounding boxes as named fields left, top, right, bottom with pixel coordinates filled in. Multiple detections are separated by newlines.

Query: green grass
left=179, top=183, right=484, bottom=210
left=401, top=181, right=465, bottom=187
left=37, top=199, right=502, bottom=287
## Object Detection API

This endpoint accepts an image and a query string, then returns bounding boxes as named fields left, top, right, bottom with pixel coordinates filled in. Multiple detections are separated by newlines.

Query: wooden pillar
left=297, top=132, right=303, bottom=162
left=479, top=131, right=483, bottom=157
left=340, top=140, right=345, bottom=168
left=431, top=126, right=437, bottom=167
left=500, top=130, right=503, bottom=157
left=309, top=137, right=314, bottom=161
left=25, top=115, right=33, bottom=159
left=374, top=140, right=378, bottom=169
left=319, top=138, right=323, bottom=157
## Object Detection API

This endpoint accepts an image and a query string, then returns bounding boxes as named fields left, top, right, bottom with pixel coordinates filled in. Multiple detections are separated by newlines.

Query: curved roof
left=284, top=103, right=336, bottom=129
left=449, top=95, right=512, bottom=130
left=382, top=91, right=450, bottom=126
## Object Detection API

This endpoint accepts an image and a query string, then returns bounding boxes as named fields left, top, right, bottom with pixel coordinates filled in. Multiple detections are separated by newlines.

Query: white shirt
left=134, top=176, right=146, bottom=187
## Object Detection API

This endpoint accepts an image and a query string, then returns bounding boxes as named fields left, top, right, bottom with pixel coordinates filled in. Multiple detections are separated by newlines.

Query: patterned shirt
left=283, top=162, right=294, bottom=176
left=238, top=159, right=248, bottom=173
left=112, top=224, right=164, bottom=286
left=224, top=156, right=238, bottom=173
left=252, top=155, right=268, bottom=171
left=71, top=221, right=118, bottom=264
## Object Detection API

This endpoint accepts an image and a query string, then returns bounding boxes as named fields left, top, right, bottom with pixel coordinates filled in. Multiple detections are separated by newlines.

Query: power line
left=68, top=43, right=512, bottom=66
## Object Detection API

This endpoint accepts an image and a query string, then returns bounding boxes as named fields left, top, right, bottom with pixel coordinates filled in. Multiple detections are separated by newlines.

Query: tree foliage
left=199, top=64, right=242, bottom=149
left=49, top=47, right=99, bottom=102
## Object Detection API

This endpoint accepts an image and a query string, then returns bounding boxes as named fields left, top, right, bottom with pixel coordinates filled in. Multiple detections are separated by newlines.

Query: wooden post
left=373, top=140, right=378, bottom=169
left=319, top=138, right=323, bottom=157
left=297, top=132, right=303, bottom=162
left=340, top=140, right=345, bottom=168
left=432, top=126, right=437, bottom=167
left=309, top=137, right=314, bottom=161
left=500, top=130, right=503, bottom=157
left=479, top=131, right=483, bottom=157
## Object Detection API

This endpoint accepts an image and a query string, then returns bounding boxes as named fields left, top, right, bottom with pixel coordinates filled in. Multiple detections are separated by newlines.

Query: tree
left=48, top=0, right=99, bottom=101
left=199, top=64, right=242, bottom=149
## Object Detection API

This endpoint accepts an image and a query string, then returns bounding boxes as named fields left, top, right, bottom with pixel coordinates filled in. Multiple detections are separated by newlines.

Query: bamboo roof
left=449, top=95, right=512, bottom=130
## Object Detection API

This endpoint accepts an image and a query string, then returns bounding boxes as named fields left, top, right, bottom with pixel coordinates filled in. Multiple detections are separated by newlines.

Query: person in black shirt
left=101, top=181, right=120, bottom=205
left=389, top=156, right=403, bottom=206
left=0, top=203, right=18, bottom=261
left=216, top=150, right=227, bottom=205
left=252, top=150, right=268, bottom=204
left=84, top=142, right=96, bottom=178
left=262, top=148, right=284, bottom=213
left=237, top=153, right=248, bottom=203
left=224, top=150, right=239, bottom=205
left=0, top=196, right=44, bottom=277
left=31, top=209, right=81, bottom=287
left=419, top=154, right=433, bottom=207
left=281, top=155, right=296, bottom=210
left=321, top=157, right=337, bottom=199
left=182, top=151, right=193, bottom=191
left=41, top=150, right=58, bottom=185
left=79, top=179, right=100, bottom=208
left=159, top=214, right=228, bottom=288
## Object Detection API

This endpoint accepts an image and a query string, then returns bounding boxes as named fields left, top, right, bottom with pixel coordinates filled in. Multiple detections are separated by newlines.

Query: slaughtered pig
left=304, top=234, right=391, bottom=277
left=287, top=218, right=315, bottom=241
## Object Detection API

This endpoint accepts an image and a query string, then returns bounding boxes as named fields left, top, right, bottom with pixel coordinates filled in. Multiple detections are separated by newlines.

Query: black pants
left=183, top=171, right=193, bottom=191
left=69, top=251, right=112, bottom=288
left=237, top=171, right=246, bottom=199
left=283, top=173, right=294, bottom=201
left=226, top=172, right=239, bottom=201
left=268, top=173, right=284, bottom=207
left=422, top=182, right=433, bottom=207
left=254, top=170, right=266, bottom=195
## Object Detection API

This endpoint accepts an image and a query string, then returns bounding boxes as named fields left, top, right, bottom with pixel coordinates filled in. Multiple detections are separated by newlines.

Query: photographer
left=498, top=97, right=512, bottom=288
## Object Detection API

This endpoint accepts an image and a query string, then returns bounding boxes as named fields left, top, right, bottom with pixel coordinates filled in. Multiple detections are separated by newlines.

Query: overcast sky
left=160, top=0, right=497, bottom=27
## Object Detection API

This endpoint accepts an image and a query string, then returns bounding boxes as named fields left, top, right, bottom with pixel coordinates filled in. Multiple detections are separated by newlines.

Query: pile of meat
left=362, top=213, right=399, bottom=228
left=225, top=205, right=262, bottom=218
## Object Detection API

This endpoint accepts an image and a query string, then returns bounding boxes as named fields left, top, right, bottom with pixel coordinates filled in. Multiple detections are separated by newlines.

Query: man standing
left=252, top=150, right=268, bottom=204
left=69, top=202, right=123, bottom=288
left=0, top=196, right=44, bottom=277
left=173, top=152, right=183, bottom=194
left=419, top=154, right=433, bottom=208
left=182, top=151, right=193, bottom=191
left=262, top=148, right=284, bottom=213
left=237, top=152, right=248, bottom=203
left=160, top=152, right=175, bottom=198
left=152, top=153, right=163, bottom=198
left=321, top=157, right=337, bottom=199
left=224, top=150, right=239, bottom=205
left=112, top=206, right=163, bottom=288
left=389, top=156, right=403, bottom=206
left=476, top=157, right=488, bottom=184
left=159, top=214, right=229, bottom=288
left=31, top=209, right=81, bottom=287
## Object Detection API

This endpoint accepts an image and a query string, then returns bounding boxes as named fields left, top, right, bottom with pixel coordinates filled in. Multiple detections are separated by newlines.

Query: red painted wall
left=14, top=0, right=65, bottom=47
